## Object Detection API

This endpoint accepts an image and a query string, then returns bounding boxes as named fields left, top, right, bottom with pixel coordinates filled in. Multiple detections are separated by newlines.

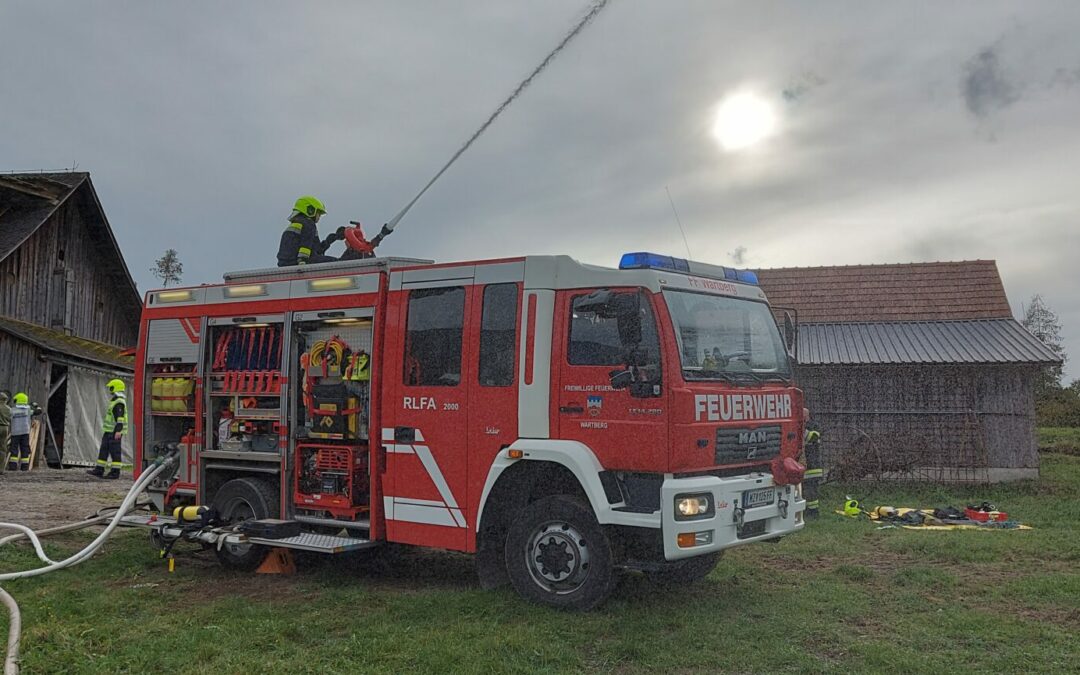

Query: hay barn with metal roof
left=756, top=261, right=1060, bottom=483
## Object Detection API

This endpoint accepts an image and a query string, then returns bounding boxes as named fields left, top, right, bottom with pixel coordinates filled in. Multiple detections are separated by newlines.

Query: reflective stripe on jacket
left=10, top=404, right=32, bottom=436
left=276, top=213, right=321, bottom=266
left=103, top=395, right=128, bottom=434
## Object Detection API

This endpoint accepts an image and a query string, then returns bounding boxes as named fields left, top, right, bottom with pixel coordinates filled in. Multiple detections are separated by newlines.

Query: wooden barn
left=0, top=172, right=141, bottom=467
left=756, top=261, right=1060, bottom=483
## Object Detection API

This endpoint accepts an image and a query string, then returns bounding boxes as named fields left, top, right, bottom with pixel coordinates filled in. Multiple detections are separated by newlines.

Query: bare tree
left=152, top=249, right=184, bottom=287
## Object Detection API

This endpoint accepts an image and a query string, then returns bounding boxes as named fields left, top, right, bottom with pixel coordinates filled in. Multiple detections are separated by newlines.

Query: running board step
left=119, top=514, right=377, bottom=554
left=246, top=532, right=377, bottom=554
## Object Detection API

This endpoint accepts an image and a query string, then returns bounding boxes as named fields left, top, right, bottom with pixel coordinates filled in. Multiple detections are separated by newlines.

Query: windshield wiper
left=757, top=372, right=791, bottom=383
left=684, top=368, right=759, bottom=386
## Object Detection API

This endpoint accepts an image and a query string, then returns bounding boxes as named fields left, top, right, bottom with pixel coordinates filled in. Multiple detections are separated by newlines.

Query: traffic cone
left=255, top=548, right=296, bottom=575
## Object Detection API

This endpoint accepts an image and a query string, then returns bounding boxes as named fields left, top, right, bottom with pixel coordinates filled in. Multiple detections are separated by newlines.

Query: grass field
left=1038, top=427, right=1080, bottom=455
left=2, top=455, right=1078, bottom=674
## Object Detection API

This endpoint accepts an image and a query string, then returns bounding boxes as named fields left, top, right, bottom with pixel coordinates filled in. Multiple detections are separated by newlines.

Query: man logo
left=739, top=431, right=767, bottom=444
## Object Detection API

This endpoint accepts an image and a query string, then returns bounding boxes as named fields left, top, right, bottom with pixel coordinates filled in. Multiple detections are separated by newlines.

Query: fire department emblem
left=587, top=395, right=603, bottom=417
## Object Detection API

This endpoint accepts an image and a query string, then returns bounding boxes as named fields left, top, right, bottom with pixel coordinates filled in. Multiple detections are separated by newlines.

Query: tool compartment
left=291, top=309, right=374, bottom=522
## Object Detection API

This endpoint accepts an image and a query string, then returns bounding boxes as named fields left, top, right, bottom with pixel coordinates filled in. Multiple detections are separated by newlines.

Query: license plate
left=743, top=487, right=775, bottom=509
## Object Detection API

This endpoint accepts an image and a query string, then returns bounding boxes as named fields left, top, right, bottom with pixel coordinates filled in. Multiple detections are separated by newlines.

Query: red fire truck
left=133, top=251, right=806, bottom=609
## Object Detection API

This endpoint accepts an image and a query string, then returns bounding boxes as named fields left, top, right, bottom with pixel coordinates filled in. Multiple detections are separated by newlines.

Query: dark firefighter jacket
left=277, top=213, right=341, bottom=267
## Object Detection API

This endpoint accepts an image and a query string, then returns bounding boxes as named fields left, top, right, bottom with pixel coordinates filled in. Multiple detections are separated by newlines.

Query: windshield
left=664, top=290, right=791, bottom=382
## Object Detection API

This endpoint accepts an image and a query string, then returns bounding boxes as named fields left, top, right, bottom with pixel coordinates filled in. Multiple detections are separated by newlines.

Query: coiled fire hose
left=0, top=450, right=179, bottom=674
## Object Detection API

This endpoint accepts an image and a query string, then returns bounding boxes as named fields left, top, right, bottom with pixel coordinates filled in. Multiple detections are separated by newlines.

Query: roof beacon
left=618, top=252, right=759, bottom=285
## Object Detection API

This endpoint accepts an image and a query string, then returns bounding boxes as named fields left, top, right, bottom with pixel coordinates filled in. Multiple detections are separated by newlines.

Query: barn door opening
left=44, top=363, right=68, bottom=467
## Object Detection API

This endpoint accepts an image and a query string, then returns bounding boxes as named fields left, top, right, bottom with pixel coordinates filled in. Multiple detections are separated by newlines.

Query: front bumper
left=661, top=472, right=805, bottom=560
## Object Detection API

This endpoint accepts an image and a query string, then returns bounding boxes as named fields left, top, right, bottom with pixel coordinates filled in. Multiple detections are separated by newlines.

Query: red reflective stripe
left=524, top=294, right=537, bottom=386
left=179, top=318, right=199, bottom=344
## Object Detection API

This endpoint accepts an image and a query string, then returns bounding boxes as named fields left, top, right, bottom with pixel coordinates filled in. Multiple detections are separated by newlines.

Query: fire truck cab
left=135, top=252, right=806, bottom=609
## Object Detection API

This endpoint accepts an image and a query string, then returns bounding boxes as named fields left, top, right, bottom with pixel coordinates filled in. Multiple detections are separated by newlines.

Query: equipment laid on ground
left=837, top=499, right=1029, bottom=530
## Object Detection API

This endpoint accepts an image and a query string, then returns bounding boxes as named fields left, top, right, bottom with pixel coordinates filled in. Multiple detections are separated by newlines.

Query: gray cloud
left=728, top=246, right=748, bottom=265
left=782, top=71, right=826, bottom=104
left=2, top=1, right=1080, bottom=379
left=962, top=41, right=1020, bottom=118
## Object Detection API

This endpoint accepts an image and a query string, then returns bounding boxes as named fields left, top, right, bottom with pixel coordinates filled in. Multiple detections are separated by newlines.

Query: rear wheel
left=505, top=495, right=614, bottom=611
left=644, top=552, right=722, bottom=587
left=212, top=478, right=278, bottom=571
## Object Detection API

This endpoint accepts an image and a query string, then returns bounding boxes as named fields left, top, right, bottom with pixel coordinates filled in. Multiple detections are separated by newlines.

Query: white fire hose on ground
left=0, top=451, right=178, bottom=674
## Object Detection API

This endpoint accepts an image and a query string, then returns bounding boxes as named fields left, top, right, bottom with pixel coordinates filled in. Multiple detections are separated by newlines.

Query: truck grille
left=715, top=425, right=781, bottom=464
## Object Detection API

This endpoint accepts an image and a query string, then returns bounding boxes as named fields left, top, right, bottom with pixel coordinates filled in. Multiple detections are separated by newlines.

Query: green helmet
left=107, top=379, right=126, bottom=394
left=293, top=196, right=327, bottom=218
left=13, top=392, right=29, bottom=405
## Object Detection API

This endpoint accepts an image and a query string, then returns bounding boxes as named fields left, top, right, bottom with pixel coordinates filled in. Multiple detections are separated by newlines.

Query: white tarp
left=62, top=365, right=133, bottom=467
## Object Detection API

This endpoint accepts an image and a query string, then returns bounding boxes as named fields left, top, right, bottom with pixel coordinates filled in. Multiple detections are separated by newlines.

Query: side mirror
left=783, top=311, right=796, bottom=354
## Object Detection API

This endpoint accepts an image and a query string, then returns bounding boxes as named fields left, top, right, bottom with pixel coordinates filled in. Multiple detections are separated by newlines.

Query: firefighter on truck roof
left=88, top=379, right=127, bottom=479
left=276, top=195, right=349, bottom=267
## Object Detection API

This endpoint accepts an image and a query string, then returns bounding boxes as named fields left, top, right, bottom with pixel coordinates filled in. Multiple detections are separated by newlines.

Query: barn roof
left=797, top=319, right=1061, bottom=366
left=0, top=314, right=134, bottom=371
left=0, top=171, right=140, bottom=304
left=755, top=260, right=1012, bottom=323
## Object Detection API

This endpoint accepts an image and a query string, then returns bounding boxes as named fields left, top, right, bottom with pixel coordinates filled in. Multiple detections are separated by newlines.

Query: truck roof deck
left=223, top=257, right=435, bottom=283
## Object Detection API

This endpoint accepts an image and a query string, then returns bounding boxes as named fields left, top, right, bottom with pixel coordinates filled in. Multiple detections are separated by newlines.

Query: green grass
left=3, top=456, right=1079, bottom=673
left=1038, top=427, right=1080, bottom=455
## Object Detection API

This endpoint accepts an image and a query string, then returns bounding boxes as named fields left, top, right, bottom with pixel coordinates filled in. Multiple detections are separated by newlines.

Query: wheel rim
left=219, top=496, right=257, bottom=556
left=524, top=520, right=591, bottom=595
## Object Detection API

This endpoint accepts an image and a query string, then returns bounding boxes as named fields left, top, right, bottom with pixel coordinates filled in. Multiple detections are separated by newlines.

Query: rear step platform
left=245, top=531, right=375, bottom=553
left=119, top=515, right=377, bottom=554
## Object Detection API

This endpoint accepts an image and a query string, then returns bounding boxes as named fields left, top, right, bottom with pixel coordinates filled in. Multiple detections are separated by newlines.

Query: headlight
left=675, top=494, right=715, bottom=520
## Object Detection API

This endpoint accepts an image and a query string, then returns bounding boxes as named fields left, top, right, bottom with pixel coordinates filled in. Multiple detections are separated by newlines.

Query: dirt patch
left=1011, top=605, right=1080, bottom=630
left=0, top=468, right=135, bottom=531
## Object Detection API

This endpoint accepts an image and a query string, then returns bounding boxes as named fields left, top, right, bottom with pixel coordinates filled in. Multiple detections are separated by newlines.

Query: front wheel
left=644, top=552, right=722, bottom=587
left=505, top=495, right=615, bottom=611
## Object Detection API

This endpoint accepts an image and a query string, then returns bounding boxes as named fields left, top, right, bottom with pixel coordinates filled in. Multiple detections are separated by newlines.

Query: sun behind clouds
left=711, top=91, right=778, bottom=152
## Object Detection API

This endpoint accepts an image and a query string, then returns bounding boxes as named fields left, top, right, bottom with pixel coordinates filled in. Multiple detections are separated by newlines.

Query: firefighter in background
left=803, top=415, right=822, bottom=519
left=87, top=379, right=128, bottom=479
left=0, top=391, right=11, bottom=473
left=8, top=393, right=41, bottom=471
left=276, top=196, right=347, bottom=267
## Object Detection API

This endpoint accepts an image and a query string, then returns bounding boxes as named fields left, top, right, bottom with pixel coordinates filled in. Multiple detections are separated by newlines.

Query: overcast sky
left=2, top=1, right=1079, bottom=379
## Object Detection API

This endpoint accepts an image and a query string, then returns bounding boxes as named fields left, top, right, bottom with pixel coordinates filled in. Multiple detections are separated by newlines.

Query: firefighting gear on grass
left=88, top=384, right=127, bottom=479
left=7, top=393, right=41, bottom=471
left=838, top=499, right=1031, bottom=530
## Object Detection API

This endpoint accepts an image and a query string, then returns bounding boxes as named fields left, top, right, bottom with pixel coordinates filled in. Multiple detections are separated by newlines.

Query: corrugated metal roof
left=0, top=314, right=134, bottom=371
left=797, top=319, right=1061, bottom=366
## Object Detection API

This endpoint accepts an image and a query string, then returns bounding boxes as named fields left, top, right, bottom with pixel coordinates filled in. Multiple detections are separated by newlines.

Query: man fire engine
left=133, top=248, right=806, bottom=609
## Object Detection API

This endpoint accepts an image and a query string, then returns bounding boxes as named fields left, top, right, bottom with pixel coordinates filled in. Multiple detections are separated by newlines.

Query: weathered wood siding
left=0, top=185, right=140, bottom=347
left=0, top=333, right=46, bottom=406
left=798, top=364, right=1039, bottom=481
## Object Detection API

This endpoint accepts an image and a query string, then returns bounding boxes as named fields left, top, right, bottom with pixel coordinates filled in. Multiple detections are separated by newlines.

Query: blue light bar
left=619, top=252, right=690, bottom=272
left=618, top=251, right=759, bottom=286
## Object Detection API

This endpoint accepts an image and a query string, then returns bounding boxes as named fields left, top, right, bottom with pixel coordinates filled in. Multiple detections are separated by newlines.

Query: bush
left=1035, top=387, right=1080, bottom=427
